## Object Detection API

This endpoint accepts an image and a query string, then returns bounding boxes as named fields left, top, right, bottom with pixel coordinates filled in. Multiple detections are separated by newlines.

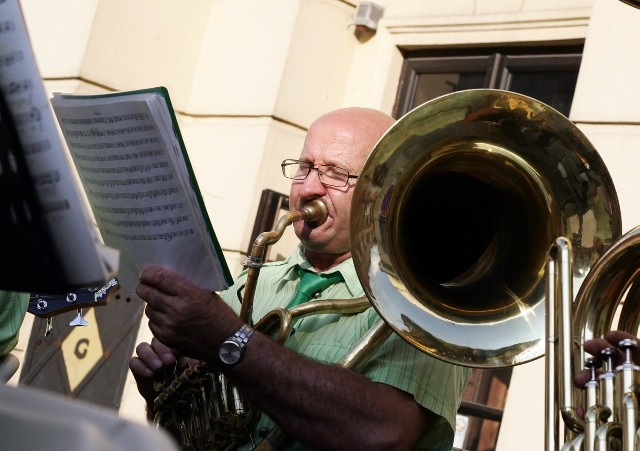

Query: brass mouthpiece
left=301, top=199, right=328, bottom=226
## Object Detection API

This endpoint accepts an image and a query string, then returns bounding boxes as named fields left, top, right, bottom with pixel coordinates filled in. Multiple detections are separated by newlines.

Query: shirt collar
left=275, top=244, right=362, bottom=297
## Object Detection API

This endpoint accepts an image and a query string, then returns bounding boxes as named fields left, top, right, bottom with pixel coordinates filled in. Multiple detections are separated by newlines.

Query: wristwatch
left=217, top=324, right=254, bottom=368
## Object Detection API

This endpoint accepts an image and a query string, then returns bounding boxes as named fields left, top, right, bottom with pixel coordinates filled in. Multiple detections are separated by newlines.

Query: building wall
left=9, top=1, right=640, bottom=450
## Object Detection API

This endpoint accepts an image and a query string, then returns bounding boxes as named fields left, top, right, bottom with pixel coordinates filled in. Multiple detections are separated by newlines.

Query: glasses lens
left=319, top=165, right=349, bottom=187
left=282, top=160, right=309, bottom=179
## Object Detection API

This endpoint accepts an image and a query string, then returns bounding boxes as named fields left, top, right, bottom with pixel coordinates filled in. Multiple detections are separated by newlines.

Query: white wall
left=20, top=0, right=100, bottom=77
left=572, top=0, right=640, bottom=232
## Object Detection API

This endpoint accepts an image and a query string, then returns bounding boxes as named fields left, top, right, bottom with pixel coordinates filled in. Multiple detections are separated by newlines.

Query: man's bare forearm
left=224, top=331, right=431, bottom=450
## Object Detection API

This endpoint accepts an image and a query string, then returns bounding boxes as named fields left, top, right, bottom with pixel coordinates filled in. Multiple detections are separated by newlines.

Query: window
left=394, top=46, right=583, bottom=118
left=393, top=46, right=583, bottom=451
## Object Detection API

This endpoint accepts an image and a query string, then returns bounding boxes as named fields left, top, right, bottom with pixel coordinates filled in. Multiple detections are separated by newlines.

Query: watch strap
left=217, top=324, right=254, bottom=368
left=233, top=324, right=254, bottom=347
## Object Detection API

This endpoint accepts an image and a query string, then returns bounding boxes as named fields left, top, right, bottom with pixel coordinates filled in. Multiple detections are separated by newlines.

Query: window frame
left=393, top=45, right=584, bottom=118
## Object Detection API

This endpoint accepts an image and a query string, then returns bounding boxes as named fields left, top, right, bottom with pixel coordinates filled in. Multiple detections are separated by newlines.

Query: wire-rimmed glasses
left=281, top=159, right=358, bottom=187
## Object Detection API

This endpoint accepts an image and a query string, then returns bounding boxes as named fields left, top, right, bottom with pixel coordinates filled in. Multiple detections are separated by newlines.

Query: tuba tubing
left=240, top=199, right=328, bottom=323
left=546, top=226, right=640, bottom=450
left=153, top=89, right=628, bottom=450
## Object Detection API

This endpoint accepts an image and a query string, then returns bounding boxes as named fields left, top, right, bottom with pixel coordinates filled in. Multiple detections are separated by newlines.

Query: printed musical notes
left=0, top=0, right=118, bottom=289
left=50, top=88, right=232, bottom=293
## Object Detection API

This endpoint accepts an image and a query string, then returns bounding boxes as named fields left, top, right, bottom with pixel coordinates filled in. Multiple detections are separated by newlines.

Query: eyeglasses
left=281, top=159, right=358, bottom=188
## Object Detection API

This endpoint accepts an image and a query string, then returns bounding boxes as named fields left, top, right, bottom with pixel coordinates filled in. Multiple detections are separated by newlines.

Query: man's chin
left=299, top=237, right=325, bottom=252
left=297, top=224, right=342, bottom=254
left=298, top=222, right=324, bottom=243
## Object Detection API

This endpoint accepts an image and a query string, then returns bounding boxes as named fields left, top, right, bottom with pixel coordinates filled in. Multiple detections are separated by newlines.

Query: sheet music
left=51, top=91, right=230, bottom=294
left=0, top=0, right=118, bottom=287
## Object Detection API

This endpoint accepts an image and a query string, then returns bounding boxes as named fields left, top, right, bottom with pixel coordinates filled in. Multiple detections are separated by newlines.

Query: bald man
left=130, top=108, right=470, bottom=450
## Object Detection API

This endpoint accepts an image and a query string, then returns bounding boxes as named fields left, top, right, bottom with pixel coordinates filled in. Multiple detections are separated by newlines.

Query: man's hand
left=136, top=265, right=242, bottom=362
left=128, top=338, right=179, bottom=406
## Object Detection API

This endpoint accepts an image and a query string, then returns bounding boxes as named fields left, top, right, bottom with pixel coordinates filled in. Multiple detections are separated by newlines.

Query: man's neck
left=304, top=249, right=351, bottom=272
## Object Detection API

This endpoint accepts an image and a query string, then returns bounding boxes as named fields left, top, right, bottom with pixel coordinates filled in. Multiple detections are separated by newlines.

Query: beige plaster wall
left=381, top=0, right=592, bottom=48
left=25, top=0, right=361, bottom=273
left=19, top=0, right=100, bottom=77
left=571, top=0, right=640, bottom=125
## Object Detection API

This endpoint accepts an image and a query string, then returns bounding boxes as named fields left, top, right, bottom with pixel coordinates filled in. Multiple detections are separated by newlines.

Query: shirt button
left=259, top=427, right=270, bottom=437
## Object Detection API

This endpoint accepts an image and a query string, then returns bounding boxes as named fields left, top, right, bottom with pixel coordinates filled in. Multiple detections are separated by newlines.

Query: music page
left=50, top=90, right=231, bottom=294
left=0, top=0, right=118, bottom=287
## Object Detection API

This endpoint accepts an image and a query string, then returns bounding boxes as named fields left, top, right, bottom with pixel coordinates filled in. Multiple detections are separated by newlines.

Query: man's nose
left=300, top=168, right=326, bottom=192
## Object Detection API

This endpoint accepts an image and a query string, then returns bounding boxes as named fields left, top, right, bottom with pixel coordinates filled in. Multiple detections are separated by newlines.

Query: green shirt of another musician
left=0, top=291, right=29, bottom=356
left=220, top=244, right=471, bottom=451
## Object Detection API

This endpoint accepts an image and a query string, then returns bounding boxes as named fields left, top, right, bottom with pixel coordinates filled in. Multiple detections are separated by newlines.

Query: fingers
left=574, top=369, right=591, bottom=388
left=583, top=337, right=621, bottom=360
left=130, top=339, right=178, bottom=378
left=138, top=266, right=177, bottom=291
left=138, top=266, right=196, bottom=298
left=603, top=330, right=637, bottom=343
left=129, top=339, right=179, bottom=405
left=135, top=265, right=239, bottom=362
left=136, top=266, right=209, bottom=317
left=136, top=273, right=170, bottom=315
left=583, top=331, right=640, bottom=365
left=136, top=266, right=179, bottom=312
left=137, top=267, right=191, bottom=331
left=575, top=330, right=640, bottom=390
left=603, top=330, right=640, bottom=362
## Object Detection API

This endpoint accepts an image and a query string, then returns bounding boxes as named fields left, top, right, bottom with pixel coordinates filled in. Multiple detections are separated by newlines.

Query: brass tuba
left=350, top=88, right=620, bottom=368
left=153, top=89, right=627, bottom=450
left=545, top=229, right=640, bottom=450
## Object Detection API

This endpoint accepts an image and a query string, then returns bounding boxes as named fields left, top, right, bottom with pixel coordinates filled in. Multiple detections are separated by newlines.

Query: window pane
left=394, top=47, right=582, bottom=118
left=413, top=72, right=486, bottom=109
left=506, top=70, right=579, bottom=116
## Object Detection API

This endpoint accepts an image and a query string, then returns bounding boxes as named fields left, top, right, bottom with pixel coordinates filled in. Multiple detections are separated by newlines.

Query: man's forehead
left=301, top=146, right=366, bottom=169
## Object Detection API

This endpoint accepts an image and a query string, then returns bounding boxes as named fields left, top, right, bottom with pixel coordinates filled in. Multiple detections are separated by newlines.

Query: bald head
left=290, top=107, right=395, bottom=269
left=308, top=108, right=395, bottom=168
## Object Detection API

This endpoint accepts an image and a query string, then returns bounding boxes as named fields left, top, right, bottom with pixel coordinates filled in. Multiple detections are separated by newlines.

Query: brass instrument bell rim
left=350, top=89, right=621, bottom=368
left=573, top=225, right=640, bottom=343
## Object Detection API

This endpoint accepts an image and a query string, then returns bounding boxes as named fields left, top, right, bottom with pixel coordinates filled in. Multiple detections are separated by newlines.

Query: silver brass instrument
left=546, top=229, right=640, bottom=450
left=151, top=88, right=638, bottom=451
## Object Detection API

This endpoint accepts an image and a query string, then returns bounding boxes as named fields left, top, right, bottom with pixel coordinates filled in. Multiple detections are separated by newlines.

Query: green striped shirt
left=220, top=245, right=470, bottom=450
left=0, top=291, right=28, bottom=356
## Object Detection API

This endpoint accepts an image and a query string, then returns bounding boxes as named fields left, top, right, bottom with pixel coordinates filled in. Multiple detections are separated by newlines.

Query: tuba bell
left=350, top=88, right=621, bottom=368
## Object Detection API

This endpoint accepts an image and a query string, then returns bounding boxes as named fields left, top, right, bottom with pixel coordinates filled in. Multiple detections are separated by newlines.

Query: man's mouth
left=299, top=199, right=329, bottom=226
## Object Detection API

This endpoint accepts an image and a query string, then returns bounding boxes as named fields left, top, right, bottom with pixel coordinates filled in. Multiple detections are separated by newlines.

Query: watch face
left=219, top=340, right=242, bottom=365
